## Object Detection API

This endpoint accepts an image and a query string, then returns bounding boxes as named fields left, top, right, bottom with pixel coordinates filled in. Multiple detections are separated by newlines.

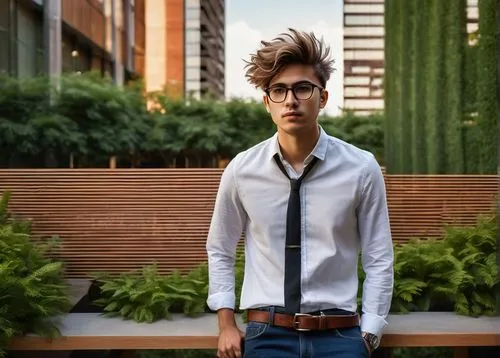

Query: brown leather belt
left=247, top=309, right=360, bottom=331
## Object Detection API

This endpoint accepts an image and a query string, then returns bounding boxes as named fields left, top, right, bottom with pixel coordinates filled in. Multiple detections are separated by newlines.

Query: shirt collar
left=268, top=125, right=328, bottom=164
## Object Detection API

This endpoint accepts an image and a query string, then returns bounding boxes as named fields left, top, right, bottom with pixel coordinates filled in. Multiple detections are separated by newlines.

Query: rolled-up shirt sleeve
left=357, top=155, right=394, bottom=338
left=206, top=157, right=247, bottom=311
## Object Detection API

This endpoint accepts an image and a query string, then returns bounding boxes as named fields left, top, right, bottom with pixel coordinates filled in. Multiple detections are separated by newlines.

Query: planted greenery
left=384, top=0, right=496, bottom=174
left=390, top=238, right=462, bottom=313
left=0, top=73, right=384, bottom=169
left=443, top=215, right=497, bottom=316
left=92, top=263, right=208, bottom=323
left=0, top=191, right=71, bottom=356
left=389, top=214, right=497, bottom=316
left=90, top=248, right=247, bottom=323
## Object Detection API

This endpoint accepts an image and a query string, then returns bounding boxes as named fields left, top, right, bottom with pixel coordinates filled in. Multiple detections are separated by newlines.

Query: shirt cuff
left=206, top=292, right=236, bottom=312
left=360, top=312, right=388, bottom=339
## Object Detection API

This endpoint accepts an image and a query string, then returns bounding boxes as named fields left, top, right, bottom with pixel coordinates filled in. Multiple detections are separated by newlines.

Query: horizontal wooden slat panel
left=0, top=170, right=496, bottom=278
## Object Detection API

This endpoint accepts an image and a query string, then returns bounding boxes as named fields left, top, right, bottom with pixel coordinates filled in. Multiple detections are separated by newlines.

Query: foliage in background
left=444, top=215, right=497, bottom=316
left=476, top=0, right=497, bottom=174
left=0, top=191, right=71, bottom=357
left=390, top=215, right=497, bottom=316
left=0, top=73, right=384, bottom=168
left=384, top=0, right=496, bottom=174
left=91, top=247, right=245, bottom=323
left=92, top=263, right=208, bottom=323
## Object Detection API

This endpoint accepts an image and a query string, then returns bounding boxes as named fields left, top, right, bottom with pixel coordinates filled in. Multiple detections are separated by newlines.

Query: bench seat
left=7, top=311, right=500, bottom=350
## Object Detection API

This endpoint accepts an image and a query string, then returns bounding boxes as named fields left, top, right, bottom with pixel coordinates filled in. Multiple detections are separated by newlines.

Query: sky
left=224, top=0, right=344, bottom=116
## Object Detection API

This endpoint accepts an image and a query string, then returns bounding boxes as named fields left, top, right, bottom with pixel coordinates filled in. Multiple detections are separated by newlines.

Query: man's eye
left=295, top=85, right=311, bottom=93
left=271, top=88, right=285, bottom=95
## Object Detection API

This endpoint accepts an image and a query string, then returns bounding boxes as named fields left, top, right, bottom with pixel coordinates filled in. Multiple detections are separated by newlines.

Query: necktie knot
left=290, top=179, right=301, bottom=192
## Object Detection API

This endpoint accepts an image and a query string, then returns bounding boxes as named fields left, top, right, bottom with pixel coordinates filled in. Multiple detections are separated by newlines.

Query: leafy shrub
left=0, top=191, right=71, bottom=356
left=0, top=74, right=385, bottom=168
left=93, top=263, right=208, bottom=323
left=443, top=215, right=497, bottom=316
left=389, top=214, right=497, bottom=316
left=390, top=238, right=462, bottom=313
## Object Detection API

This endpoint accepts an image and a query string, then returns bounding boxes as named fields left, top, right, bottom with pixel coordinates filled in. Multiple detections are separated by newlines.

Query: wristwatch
left=361, top=331, right=380, bottom=352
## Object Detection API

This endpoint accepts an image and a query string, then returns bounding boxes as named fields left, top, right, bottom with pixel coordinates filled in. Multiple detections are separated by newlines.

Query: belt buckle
left=293, top=313, right=312, bottom=331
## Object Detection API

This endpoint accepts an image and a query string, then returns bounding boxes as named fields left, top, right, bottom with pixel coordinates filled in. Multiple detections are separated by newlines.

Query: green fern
left=0, top=191, right=70, bottom=357
left=443, top=215, right=497, bottom=316
left=387, top=214, right=497, bottom=316
left=93, top=262, right=209, bottom=323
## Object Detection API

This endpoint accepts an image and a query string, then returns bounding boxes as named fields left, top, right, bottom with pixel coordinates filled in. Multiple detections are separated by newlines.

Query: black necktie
left=273, top=153, right=319, bottom=314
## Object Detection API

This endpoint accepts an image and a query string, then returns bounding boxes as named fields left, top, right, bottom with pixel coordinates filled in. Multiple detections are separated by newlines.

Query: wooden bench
left=7, top=280, right=500, bottom=358
left=7, top=311, right=500, bottom=357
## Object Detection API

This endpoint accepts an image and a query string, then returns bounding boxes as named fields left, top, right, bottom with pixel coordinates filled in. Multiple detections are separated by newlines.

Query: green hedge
left=477, top=0, right=497, bottom=173
left=384, top=0, right=496, bottom=174
left=0, top=74, right=385, bottom=168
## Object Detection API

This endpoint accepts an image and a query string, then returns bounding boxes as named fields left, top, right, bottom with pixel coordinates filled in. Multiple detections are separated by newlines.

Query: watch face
left=369, top=334, right=380, bottom=348
left=364, top=333, right=379, bottom=349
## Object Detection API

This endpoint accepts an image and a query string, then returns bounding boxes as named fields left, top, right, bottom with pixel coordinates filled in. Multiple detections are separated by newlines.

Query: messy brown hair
left=244, top=28, right=334, bottom=90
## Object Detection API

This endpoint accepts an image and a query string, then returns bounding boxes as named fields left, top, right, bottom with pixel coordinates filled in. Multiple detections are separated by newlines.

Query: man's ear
left=263, top=95, right=271, bottom=113
left=319, top=89, right=329, bottom=109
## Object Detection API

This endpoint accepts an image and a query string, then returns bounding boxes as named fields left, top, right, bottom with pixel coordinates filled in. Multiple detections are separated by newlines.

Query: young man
left=206, top=28, right=394, bottom=358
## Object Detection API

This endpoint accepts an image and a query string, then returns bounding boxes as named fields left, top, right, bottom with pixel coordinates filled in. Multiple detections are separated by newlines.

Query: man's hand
left=216, top=308, right=245, bottom=358
left=362, top=335, right=373, bottom=356
left=217, top=325, right=245, bottom=358
left=361, top=331, right=379, bottom=356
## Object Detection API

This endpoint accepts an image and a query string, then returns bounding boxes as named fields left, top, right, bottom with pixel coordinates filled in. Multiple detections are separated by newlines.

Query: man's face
left=263, top=64, right=329, bottom=135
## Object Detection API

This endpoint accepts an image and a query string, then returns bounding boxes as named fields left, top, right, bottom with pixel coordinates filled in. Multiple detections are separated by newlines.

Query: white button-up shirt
left=206, top=126, right=394, bottom=338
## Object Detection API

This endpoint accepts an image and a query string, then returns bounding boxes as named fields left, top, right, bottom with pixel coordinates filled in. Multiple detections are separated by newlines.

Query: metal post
left=125, top=0, right=135, bottom=73
left=111, top=0, right=123, bottom=85
left=111, top=0, right=117, bottom=83
left=44, top=0, right=61, bottom=90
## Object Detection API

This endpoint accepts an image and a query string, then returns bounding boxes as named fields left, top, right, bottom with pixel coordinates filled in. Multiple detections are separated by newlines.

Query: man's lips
left=282, top=112, right=302, bottom=118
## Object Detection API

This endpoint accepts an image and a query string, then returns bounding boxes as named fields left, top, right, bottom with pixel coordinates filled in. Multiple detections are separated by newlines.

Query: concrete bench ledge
left=7, top=311, right=500, bottom=350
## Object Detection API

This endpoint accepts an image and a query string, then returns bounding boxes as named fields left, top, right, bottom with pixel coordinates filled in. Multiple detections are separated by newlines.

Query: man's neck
left=278, top=125, right=320, bottom=170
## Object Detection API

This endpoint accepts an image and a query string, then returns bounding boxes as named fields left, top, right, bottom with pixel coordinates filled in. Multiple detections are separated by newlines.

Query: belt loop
left=319, top=311, right=326, bottom=330
left=268, top=306, right=275, bottom=326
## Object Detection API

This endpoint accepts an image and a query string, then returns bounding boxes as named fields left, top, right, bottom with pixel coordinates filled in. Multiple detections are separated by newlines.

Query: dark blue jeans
left=243, top=307, right=370, bottom=358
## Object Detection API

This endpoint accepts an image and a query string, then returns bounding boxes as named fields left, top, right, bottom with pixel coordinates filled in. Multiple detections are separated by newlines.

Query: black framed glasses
left=265, top=81, right=323, bottom=103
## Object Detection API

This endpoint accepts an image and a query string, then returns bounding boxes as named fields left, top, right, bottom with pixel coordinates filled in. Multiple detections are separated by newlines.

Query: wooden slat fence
left=0, top=170, right=496, bottom=278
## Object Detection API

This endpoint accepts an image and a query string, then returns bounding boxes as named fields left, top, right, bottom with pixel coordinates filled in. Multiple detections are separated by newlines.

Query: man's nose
left=284, top=89, right=298, bottom=106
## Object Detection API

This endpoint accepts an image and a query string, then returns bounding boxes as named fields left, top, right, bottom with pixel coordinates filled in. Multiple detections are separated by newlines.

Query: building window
left=16, top=4, right=43, bottom=77
left=186, top=0, right=200, bottom=7
left=186, top=67, right=200, bottom=81
left=185, top=43, right=200, bottom=56
left=62, top=37, right=92, bottom=74
left=344, top=15, right=384, bottom=26
left=185, top=30, right=200, bottom=43
left=0, top=0, right=9, bottom=74
left=185, top=7, right=200, bottom=20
